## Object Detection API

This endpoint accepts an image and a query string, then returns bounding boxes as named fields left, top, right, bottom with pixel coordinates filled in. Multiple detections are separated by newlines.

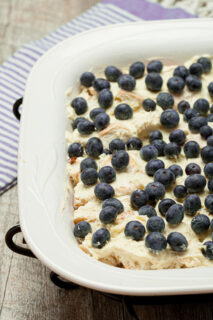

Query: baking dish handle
left=13, top=97, right=22, bottom=121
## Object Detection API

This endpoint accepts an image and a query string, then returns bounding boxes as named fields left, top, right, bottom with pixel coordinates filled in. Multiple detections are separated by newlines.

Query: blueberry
left=154, top=168, right=175, bottom=188
left=146, top=216, right=165, bottom=233
left=202, top=241, right=213, bottom=260
left=185, top=174, right=206, bottom=193
left=169, top=129, right=186, bottom=145
left=111, top=150, right=129, bottom=171
left=80, top=72, right=95, bottom=87
left=105, top=66, right=122, bottom=82
left=200, top=125, right=213, bottom=139
left=90, top=108, right=105, bottom=121
left=207, top=136, right=213, bottom=146
left=183, top=108, right=198, bottom=122
left=156, top=92, right=174, bottom=110
left=208, top=82, right=213, bottom=97
left=164, top=142, right=181, bottom=158
left=191, top=214, right=210, bottom=234
left=208, top=179, right=213, bottom=192
left=81, top=168, right=98, bottom=186
left=99, top=206, right=118, bottom=224
left=74, top=221, right=92, bottom=238
left=189, top=62, right=203, bottom=77
left=72, top=117, right=87, bottom=129
left=98, top=89, right=113, bottom=109
left=98, top=166, right=116, bottom=183
left=94, top=113, right=110, bottom=131
left=167, top=232, right=188, bottom=252
left=173, top=185, right=187, bottom=199
left=126, top=137, right=142, bottom=150
left=102, top=198, right=124, bottom=214
left=204, top=163, right=213, bottom=179
left=77, top=120, right=94, bottom=135
left=85, top=137, right=103, bottom=158
left=80, top=158, right=98, bottom=172
left=201, top=146, right=213, bottom=163
left=188, top=116, right=207, bottom=133
left=207, top=114, right=213, bottom=122
left=186, top=75, right=202, bottom=91
left=168, top=164, right=183, bottom=178
left=205, top=194, right=213, bottom=213
left=183, top=141, right=200, bottom=158
left=129, top=61, right=145, bottom=79
left=102, top=147, right=112, bottom=154
left=145, top=72, right=163, bottom=92
left=193, top=98, right=209, bottom=115
left=92, top=228, right=110, bottom=248
left=158, top=198, right=176, bottom=216
left=184, top=194, right=201, bottom=216
left=93, top=78, right=110, bottom=92
left=71, top=97, right=88, bottom=115
left=142, top=98, right=156, bottom=112
left=68, top=143, right=83, bottom=158
left=177, top=100, right=190, bottom=114
left=145, top=181, right=165, bottom=202
left=145, top=232, right=167, bottom=252
left=124, top=221, right=145, bottom=241
left=145, top=159, right=165, bottom=176
left=167, top=76, right=185, bottom=94
left=147, top=60, right=163, bottom=73
left=94, top=182, right=115, bottom=200
left=139, top=205, right=157, bottom=218
left=131, top=189, right=148, bottom=209
left=151, top=139, right=166, bottom=156
left=109, top=139, right=125, bottom=153
left=114, top=103, right=133, bottom=120
left=197, top=57, right=212, bottom=73
left=173, top=65, right=189, bottom=79
left=165, top=204, right=184, bottom=225
left=117, top=74, right=136, bottom=91
left=185, top=163, right=201, bottom=175
left=149, top=130, right=163, bottom=143
left=160, top=109, right=179, bottom=129
left=210, top=105, right=213, bottom=113
left=140, top=145, right=158, bottom=161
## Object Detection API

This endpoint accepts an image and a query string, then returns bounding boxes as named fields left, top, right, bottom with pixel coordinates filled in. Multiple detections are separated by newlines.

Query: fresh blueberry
left=193, top=98, right=209, bottom=115
left=208, top=179, right=213, bottom=192
left=185, top=163, right=201, bottom=175
left=139, top=205, right=157, bottom=218
left=189, top=62, right=203, bottom=77
left=207, top=114, right=213, bottom=122
left=186, top=75, right=202, bottom=91
left=185, top=174, right=206, bottom=193
left=109, top=139, right=125, bottom=153
left=99, top=206, right=118, bottom=224
left=80, top=72, right=95, bottom=87
left=90, top=108, right=105, bottom=121
left=94, top=182, right=115, bottom=200
left=147, top=60, right=163, bottom=73
left=74, top=221, right=92, bottom=238
left=102, top=198, right=124, bottom=214
left=145, top=72, right=163, bottom=92
left=154, top=168, right=175, bottom=188
left=71, top=97, right=88, bottom=115
left=156, top=92, right=174, bottom=110
left=202, top=241, right=213, bottom=260
left=158, top=198, right=176, bottom=216
left=200, top=125, right=213, bottom=139
left=93, top=78, right=110, bottom=92
left=131, top=189, right=148, bottom=209
left=68, top=143, right=83, bottom=158
left=145, top=232, right=167, bottom=252
left=183, top=141, right=200, bottom=158
left=126, top=137, right=142, bottom=150
left=149, top=130, right=163, bottom=143
left=124, top=221, right=145, bottom=241
left=80, top=158, right=98, bottom=172
left=146, top=216, right=165, bottom=233
left=142, top=98, right=156, bottom=112
left=173, top=65, right=189, bottom=79
left=111, top=150, right=129, bottom=171
left=183, top=108, right=198, bottom=122
left=188, top=116, right=207, bottom=133
left=72, top=117, right=87, bottom=129
left=208, top=82, right=213, bottom=97
left=167, top=76, right=185, bottom=94
left=98, top=166, right=116, bottom=184
left=117, top=74, right=136, bottom=91
left=204, top=163, right=213, bottom=179
left=184, top=194, right=201, bottom=216
left=207, top=135, right=213, bottom=146
left=151, top=139, right=166, bottom=156
left=98, top=89, right=113, bottom=109
left=197, top=57, right=212, bottom=73
left=85, top=137, right=103, bottom=158
left=160, top=109, right=179, bottom=129
left=164, top=142, right=181, bottom=158
left=77, top=120, right=94, bottom=135
left=201, top=146, right=213, bottom=163
left=114, top=103, right=133, bottom=120
left=169, top=129, right=186, bottom=145
left=167, top=232, right=188, bottom=252
left=104, top=66, right=122, bottom=82
left=165, top=204, right=184, bottom=225
left=191, top=214, right=210, bottom=234
left=81, top=168, right=98, bottom=186
left=177, top=100, right=190, bottom=114
left=173, top=185, right=187, bottom=199
left=129, top=61, right=145, bottom=79
left=145, top=159, right=165, bottom=176
left=205, top=194, right=213, bottom=213
left=168, top=164, right=183, bottom=178
left=102, top=148, right=112, bottom=155
left=92, top=228, right=110, bottom=248
left=94, top=113, right=110, bottom=131
left=145, top=181, right=165, bottom=202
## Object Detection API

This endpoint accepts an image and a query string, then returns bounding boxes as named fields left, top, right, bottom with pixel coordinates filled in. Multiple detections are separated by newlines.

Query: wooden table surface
left=1, top=1, right=213, bottom=319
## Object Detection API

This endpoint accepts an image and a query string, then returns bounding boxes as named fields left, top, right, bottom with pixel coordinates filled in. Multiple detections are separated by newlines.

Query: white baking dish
left=19, top=19, right=213, bottom=296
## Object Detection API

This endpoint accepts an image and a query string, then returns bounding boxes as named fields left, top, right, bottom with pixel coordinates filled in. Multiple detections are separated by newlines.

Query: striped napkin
left=0, top=0, right=195, bottom=195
